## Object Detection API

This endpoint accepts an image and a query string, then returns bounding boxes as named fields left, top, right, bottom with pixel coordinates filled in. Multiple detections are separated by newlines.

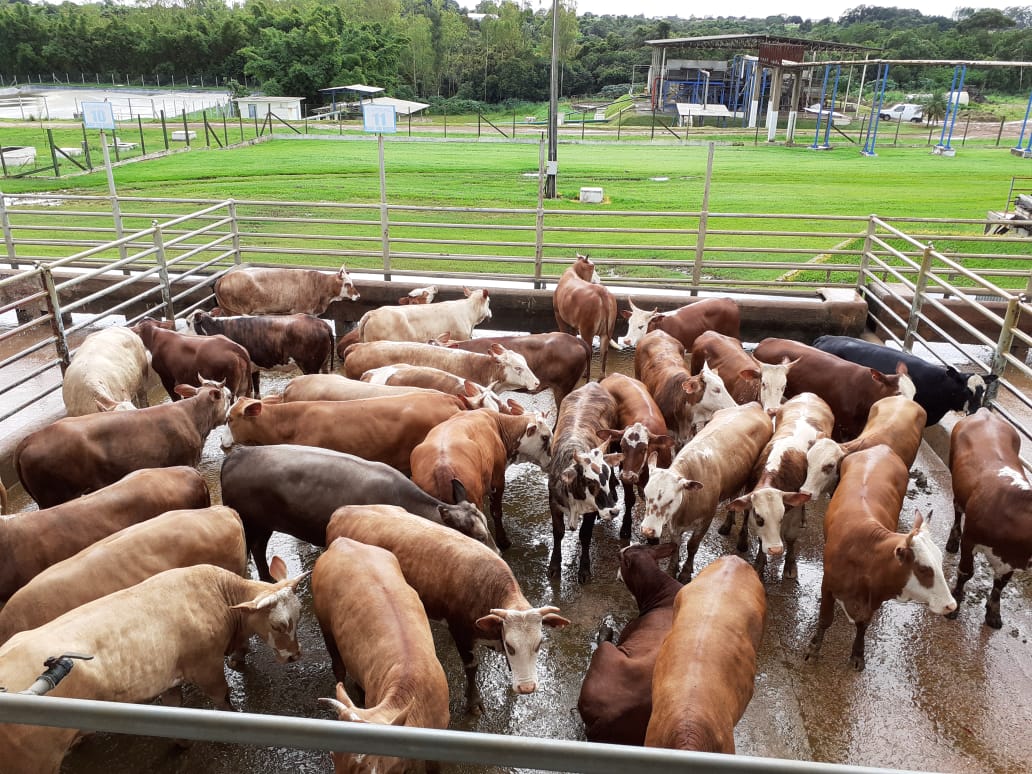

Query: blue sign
left=362, top=104, right=397, bottom=134
left=81, top=101, right=116, bottom=130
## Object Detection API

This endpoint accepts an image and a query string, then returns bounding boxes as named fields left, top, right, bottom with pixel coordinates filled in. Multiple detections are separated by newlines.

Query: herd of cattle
left=0, top=254, right=1028, bottom=773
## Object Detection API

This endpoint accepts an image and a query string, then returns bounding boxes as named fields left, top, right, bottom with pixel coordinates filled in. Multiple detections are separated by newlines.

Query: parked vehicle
left=878, top=103, right=924, bottom=122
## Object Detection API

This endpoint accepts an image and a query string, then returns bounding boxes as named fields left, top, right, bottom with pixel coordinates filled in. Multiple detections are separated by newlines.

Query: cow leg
left=135, top=384, right=150, bottom=408
left=752, top=541, right=768, bottom=575
left=246, top=527, right=275, bottom=582
left=848, top=621, right=870, bottom=671
left=450, top=625, right=483, bottom=716
left=578, top=512, right=598, bottom=584
left=160, top=375, right=179, bottom=401
left=620, top=482, right=635, bottom=541
left=783, top=536, right=799, bottom=580
left=598, top=336, right=609, bottom=380
left=250, top=368, right=261, bottom=398
left=945, top=501, right=963, bottom=553
left=947, top=540, right=976, bottom=619
left=717, top=510, right=735, bottom=535
left=736, top=512, right=750, bottom=553
left=985, top=571, right=1012, bottom=630
left=490, top=484, right=511, bottom=552
left=676, top=525, right=708, bottom=583
left=804, top=585, right=836, bottom=661
left=192, top=658, right=235, bottom=711
left=548, top=502, right=565, bottom=580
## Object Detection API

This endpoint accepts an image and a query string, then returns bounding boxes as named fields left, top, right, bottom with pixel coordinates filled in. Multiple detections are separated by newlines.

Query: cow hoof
left=717, top=522, right=732, bottom=536
left=547, top=563, right=561, bottom=580
left=578, top=568, right=592, bottom=584
left=945, top=536, right=960, bottom=554
left=496, top=536, right=512, bottom=552
left=783, top=563, right=798, bottom=580
left=466, top=701, right=484, bottom=717
left=803, top=643, right=820, bottom=662
left=945, top=607, right=960, bottom=621
left=596, top=621, right=616, bottom=645
left=849, top=655, right=866, bottom=672
left=985, top=612, right=1003, bottom=629
left=226, top=654, right=246, bottom=672
left=619, top=526, right=632, bottom=541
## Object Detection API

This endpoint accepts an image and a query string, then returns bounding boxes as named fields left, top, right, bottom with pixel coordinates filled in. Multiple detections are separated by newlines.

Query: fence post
left=152, top=219, right=176, bottom=321
left=47, top=129, right=61, bottom=177
left=534, top=134, right=546, bottom=290
left=137, top=116, right=146, bottom=155
left=378, top=134, right=391, bottom=282
left=903, top=243, right=934, bottom=352
left=1, top=191, right=19, bottom=268
left=182, top=109, right=191, bottom=148
left=39, top=265, right=72, bottom=374
left=987, top=294, right=1022, bottom=404
left=856, top=216, right=877, bottom=296
left=160, top=110, right=169, bottom=151
left=691, top=142, right=716, bottom=296
left=228, top=200, right=242, bottom=265
left=81, top=124, right=93, bottom=170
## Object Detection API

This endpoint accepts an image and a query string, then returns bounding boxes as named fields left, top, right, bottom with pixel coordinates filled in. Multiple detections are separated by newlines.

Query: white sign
left=363, top=104, right=396, bottom=134
left=81, top=101, right=116, bottom=130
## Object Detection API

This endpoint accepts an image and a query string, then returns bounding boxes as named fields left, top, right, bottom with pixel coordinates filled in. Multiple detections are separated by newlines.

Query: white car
left=879, top=103, right=924, bottom=122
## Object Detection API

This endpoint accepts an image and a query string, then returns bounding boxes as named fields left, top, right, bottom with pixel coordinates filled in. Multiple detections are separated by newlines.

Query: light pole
left=545, top=0, right=559, bottom=199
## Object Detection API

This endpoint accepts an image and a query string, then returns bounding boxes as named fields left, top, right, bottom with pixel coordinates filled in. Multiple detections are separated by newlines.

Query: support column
left=786, top=70, right=804, bottom=144
left=766, top=65, right=782, bottom=143
left=748, top=64, right=761, bottom=128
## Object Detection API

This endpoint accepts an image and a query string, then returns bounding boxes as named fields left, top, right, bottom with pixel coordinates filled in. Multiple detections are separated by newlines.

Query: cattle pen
left=0, top=195, right=1030, bottom=773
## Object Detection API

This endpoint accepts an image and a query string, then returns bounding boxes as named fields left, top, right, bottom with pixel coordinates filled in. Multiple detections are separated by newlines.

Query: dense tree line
left=0, top=0, right=1029, bottom=107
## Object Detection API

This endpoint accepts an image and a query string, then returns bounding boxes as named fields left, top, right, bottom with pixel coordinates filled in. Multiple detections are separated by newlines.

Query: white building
left=234, top=96, right=305, bottom=121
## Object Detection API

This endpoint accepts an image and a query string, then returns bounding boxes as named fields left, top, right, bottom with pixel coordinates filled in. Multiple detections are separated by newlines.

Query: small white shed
left=234, top=96, right=305, bottom=121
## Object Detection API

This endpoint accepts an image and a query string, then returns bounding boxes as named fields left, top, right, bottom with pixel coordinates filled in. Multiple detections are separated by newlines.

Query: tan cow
left=411, top=407, right=552, bottom=550
left=343, top=341, right=539, bottom=393
left=641, top=403, right=773, bottom=581
left=804, top=445, right=956, bottom=670
left=15, top=383, right=230, bottom=508
left=279, top=373, right=438, bottom=402
left=553, top=254, right=618, bottom=381
left=645, top=555, right=766, bottom=754
left=358, top=287, right=491, bottom=343
left=690, top=331, right=796, bottom=415
left=0, top=506, right=247, bottom=645
left=360, top=365, right=517, bottom=413
left=62, top=326, right=150, bottom=415
left=222, top=392, right=467, bottom=475
left=0, top=466, right=210, bottom=601
left=214, top=264, right=360, bottom=315
left=326, top=505, right=569, bottom=715
left=0, top=560, right=305, bottom=774
left=314, top=538, right=449, bottom=774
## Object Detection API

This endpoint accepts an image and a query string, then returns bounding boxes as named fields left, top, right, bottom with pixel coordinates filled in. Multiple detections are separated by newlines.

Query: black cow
left=812, top=335, right=995, bottom=426
left=187, top=311, right=333, bottom=397
left=220, top=444, right=496, bottom=580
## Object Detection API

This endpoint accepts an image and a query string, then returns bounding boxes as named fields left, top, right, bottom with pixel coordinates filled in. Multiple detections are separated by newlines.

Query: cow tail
left=327, top=323, right=335, bottom=373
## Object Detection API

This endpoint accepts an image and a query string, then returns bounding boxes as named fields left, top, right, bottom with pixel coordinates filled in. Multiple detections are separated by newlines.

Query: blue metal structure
left=861, top=64, right=890, bottom=156
left=936, top=65, right=967, bottom=153
left=1016, top=88, right=1032, bottom=156
left=811, top=64, right=842, bottom=150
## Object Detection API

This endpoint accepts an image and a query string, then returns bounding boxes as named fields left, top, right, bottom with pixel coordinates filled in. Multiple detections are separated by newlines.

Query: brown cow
left=620, top=296, right=740, bottom=350
left=725, top=392, right=835, bottom=578
left=15, top=383, right=229, bottom=508
left=222, top=392, right=466, bottom=475
left=214, top=264, right=359, bottom=315
left=133, top=317, right=251, bottom=400
left=446, top=332, right=591, bottom=406
left=314, top=537, right=449, bottom=774
left=578, top=543, right=683, bottom=745
left=187, top=311, right=334, bottom=396
left=599, top=373, right=674, bottom=537
left=360, top=364, right=517, bottom=413
left=0, top=560, right=305, bottom=774
left=634, top=330, right=736, bottom=446
left=754, top=337, right=915, bottom=442
left=410, top=408, right=552, bottom=550
left=690, top=331, right=796, bottom=415
left=398, top=285, right=438, bottom=305
left=0, top=506, right=246, bottom=645
left=946, top=408, right=1032, bottom=629
left=279, top=373, right=438, bottom=402
left=804, top=445, right=956, bottom=670
left=326, top=505, right=569, bottom=715
left=644, top=555, right=766, bottom=754
left=642, top=403, right=773, bottom=582
left=343, top=341, right=539, bottom=393
left=0, top=467, right=209, bottom=601
left=553, top=253, right=618, bottom=381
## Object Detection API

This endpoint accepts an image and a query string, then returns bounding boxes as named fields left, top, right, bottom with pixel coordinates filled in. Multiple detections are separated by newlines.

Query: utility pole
left=546, top=0, right=559, bottom=199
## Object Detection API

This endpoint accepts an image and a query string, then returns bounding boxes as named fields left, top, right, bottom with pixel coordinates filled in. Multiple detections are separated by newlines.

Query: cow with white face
left=800, top=437, right=846, bottom=502
left=725, top=392, right=835, bottom=579
left=690, top=331, right=797, bottom=416
left=641, top=403, right=773, bottom=582
left=358, top=287, right=492, bottom=344
left=619, top=297, right=741, bottom=350
left=688, top=362, right=738, bottom=435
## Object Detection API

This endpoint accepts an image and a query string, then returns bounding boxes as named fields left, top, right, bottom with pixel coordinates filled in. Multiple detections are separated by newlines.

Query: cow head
left=175, top=379, right=231, bottom=432
left=398, top=284, right=438, bottom=305
left=728, top=487, right=811, bottom=555
left=474, top=605, right=570, bottom=695
left=231, top=555, right=306, bottom=663
left=571, top=253, right=600, bottom=284
left=959, top=369, right=997, bottom=414
left=320, top=682, right=413, bottom=773
left=488, top=343, right=540, bottom=391
left=893, top=511, right=957, bottom=616
left=184, top=309, right=209, bottom=335
left=619, top=297, right=660, bottom=347
left=463, top=287, right=492, bottom=324
left=601, top=423, right=673, bottom=486
left=682, top=363, right=735, bottom=438
left=333, top=264, right=361, bottom=302
left=221, top=395, right=264, bottom=449
left=437, top=479, right=498, bottom=553
left=641, top=452, right=704, bottom=541
left=616, top=542, right=678, bottom=593
left=871, top=362, right=916, bottom=399
left=756, top=357, right=799, bottom=416
left=558, top=444, right=622, bottom=528
left=515, top=411, right=553, bottom=468
left=800, top=437, right=845, bottom=500
left=95, top=395, right=137, bottom=412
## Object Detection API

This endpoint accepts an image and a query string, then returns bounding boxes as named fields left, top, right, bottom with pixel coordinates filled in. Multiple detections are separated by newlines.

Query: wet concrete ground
left=2, top=347, right=1030, bottom=774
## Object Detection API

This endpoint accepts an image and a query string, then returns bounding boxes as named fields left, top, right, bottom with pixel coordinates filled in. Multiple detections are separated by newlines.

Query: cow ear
left=896, top=361, right=909, bottom=376
left=894, top=543, right=914, bottom=564
left=683, top=376, right=702, bottom=396
left=869, top=368, right=888, bottom=385
left=507, top=399, right=524, bottom=415
left=474, top=614, right=504, bottom=637
left=620, top=310, right=632, bottom=319
left=243, top=400, right=263, bottom=417
left=652, top=435, right=675, bottom=450
left=175, top=384, right=198, bottom=398
left=646, top=451, right=659, bottom=469
left=542, top=612, right=571, bottom=629
left=451, top=478, right=469, bottom=504
left=681, top=479, right=704, bottom=492
left=740, top=367, right=761, bottom=382
left=727, top=495, right=751, bottom=512
left=984, top=373, right=999, bottom=384
left=398, top=296, right=411, bottom=305
left=463, top=286, right=472, bottom=297
left=561, top=467, right=578, bottom=486
left=784, top=492, right=812, bottom=507
left=488, top=343, right=505, bottom=357
left=481, top=288, right=489, bottom=298
left=603, top=452, right=624, bottom=467
left=597, top=428, right=622, bottom=443
left=463, top=380, right=479, bottom=398
left=268, top=555, right=288, bottom=581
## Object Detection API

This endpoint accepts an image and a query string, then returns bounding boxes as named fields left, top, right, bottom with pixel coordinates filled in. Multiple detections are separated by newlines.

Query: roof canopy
left=645, top=33, right=877, bottom=54
left=369, top=96, right=429, bottom=116
left=319, top=84, right=385, bottom=95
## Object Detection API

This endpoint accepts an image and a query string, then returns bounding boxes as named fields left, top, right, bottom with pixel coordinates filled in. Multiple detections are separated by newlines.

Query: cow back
left=650, top=297, right=740, bottom=350
left=281, top=373, right=437, bottom=402
left=841, top=395, right=927, bottom=469
left=62, top=327, right=150, bottom=416
left=215, top=267, right=344, bottom=316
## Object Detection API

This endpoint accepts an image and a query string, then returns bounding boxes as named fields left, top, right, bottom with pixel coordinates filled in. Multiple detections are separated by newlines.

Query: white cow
left=62, top=327, right=151, bottom=416
left=358, top=287, right=491, bottom=343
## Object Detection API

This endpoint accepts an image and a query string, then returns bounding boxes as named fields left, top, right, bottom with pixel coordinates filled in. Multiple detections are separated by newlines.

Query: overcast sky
left=541, top=0, right=1017, bottom=21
